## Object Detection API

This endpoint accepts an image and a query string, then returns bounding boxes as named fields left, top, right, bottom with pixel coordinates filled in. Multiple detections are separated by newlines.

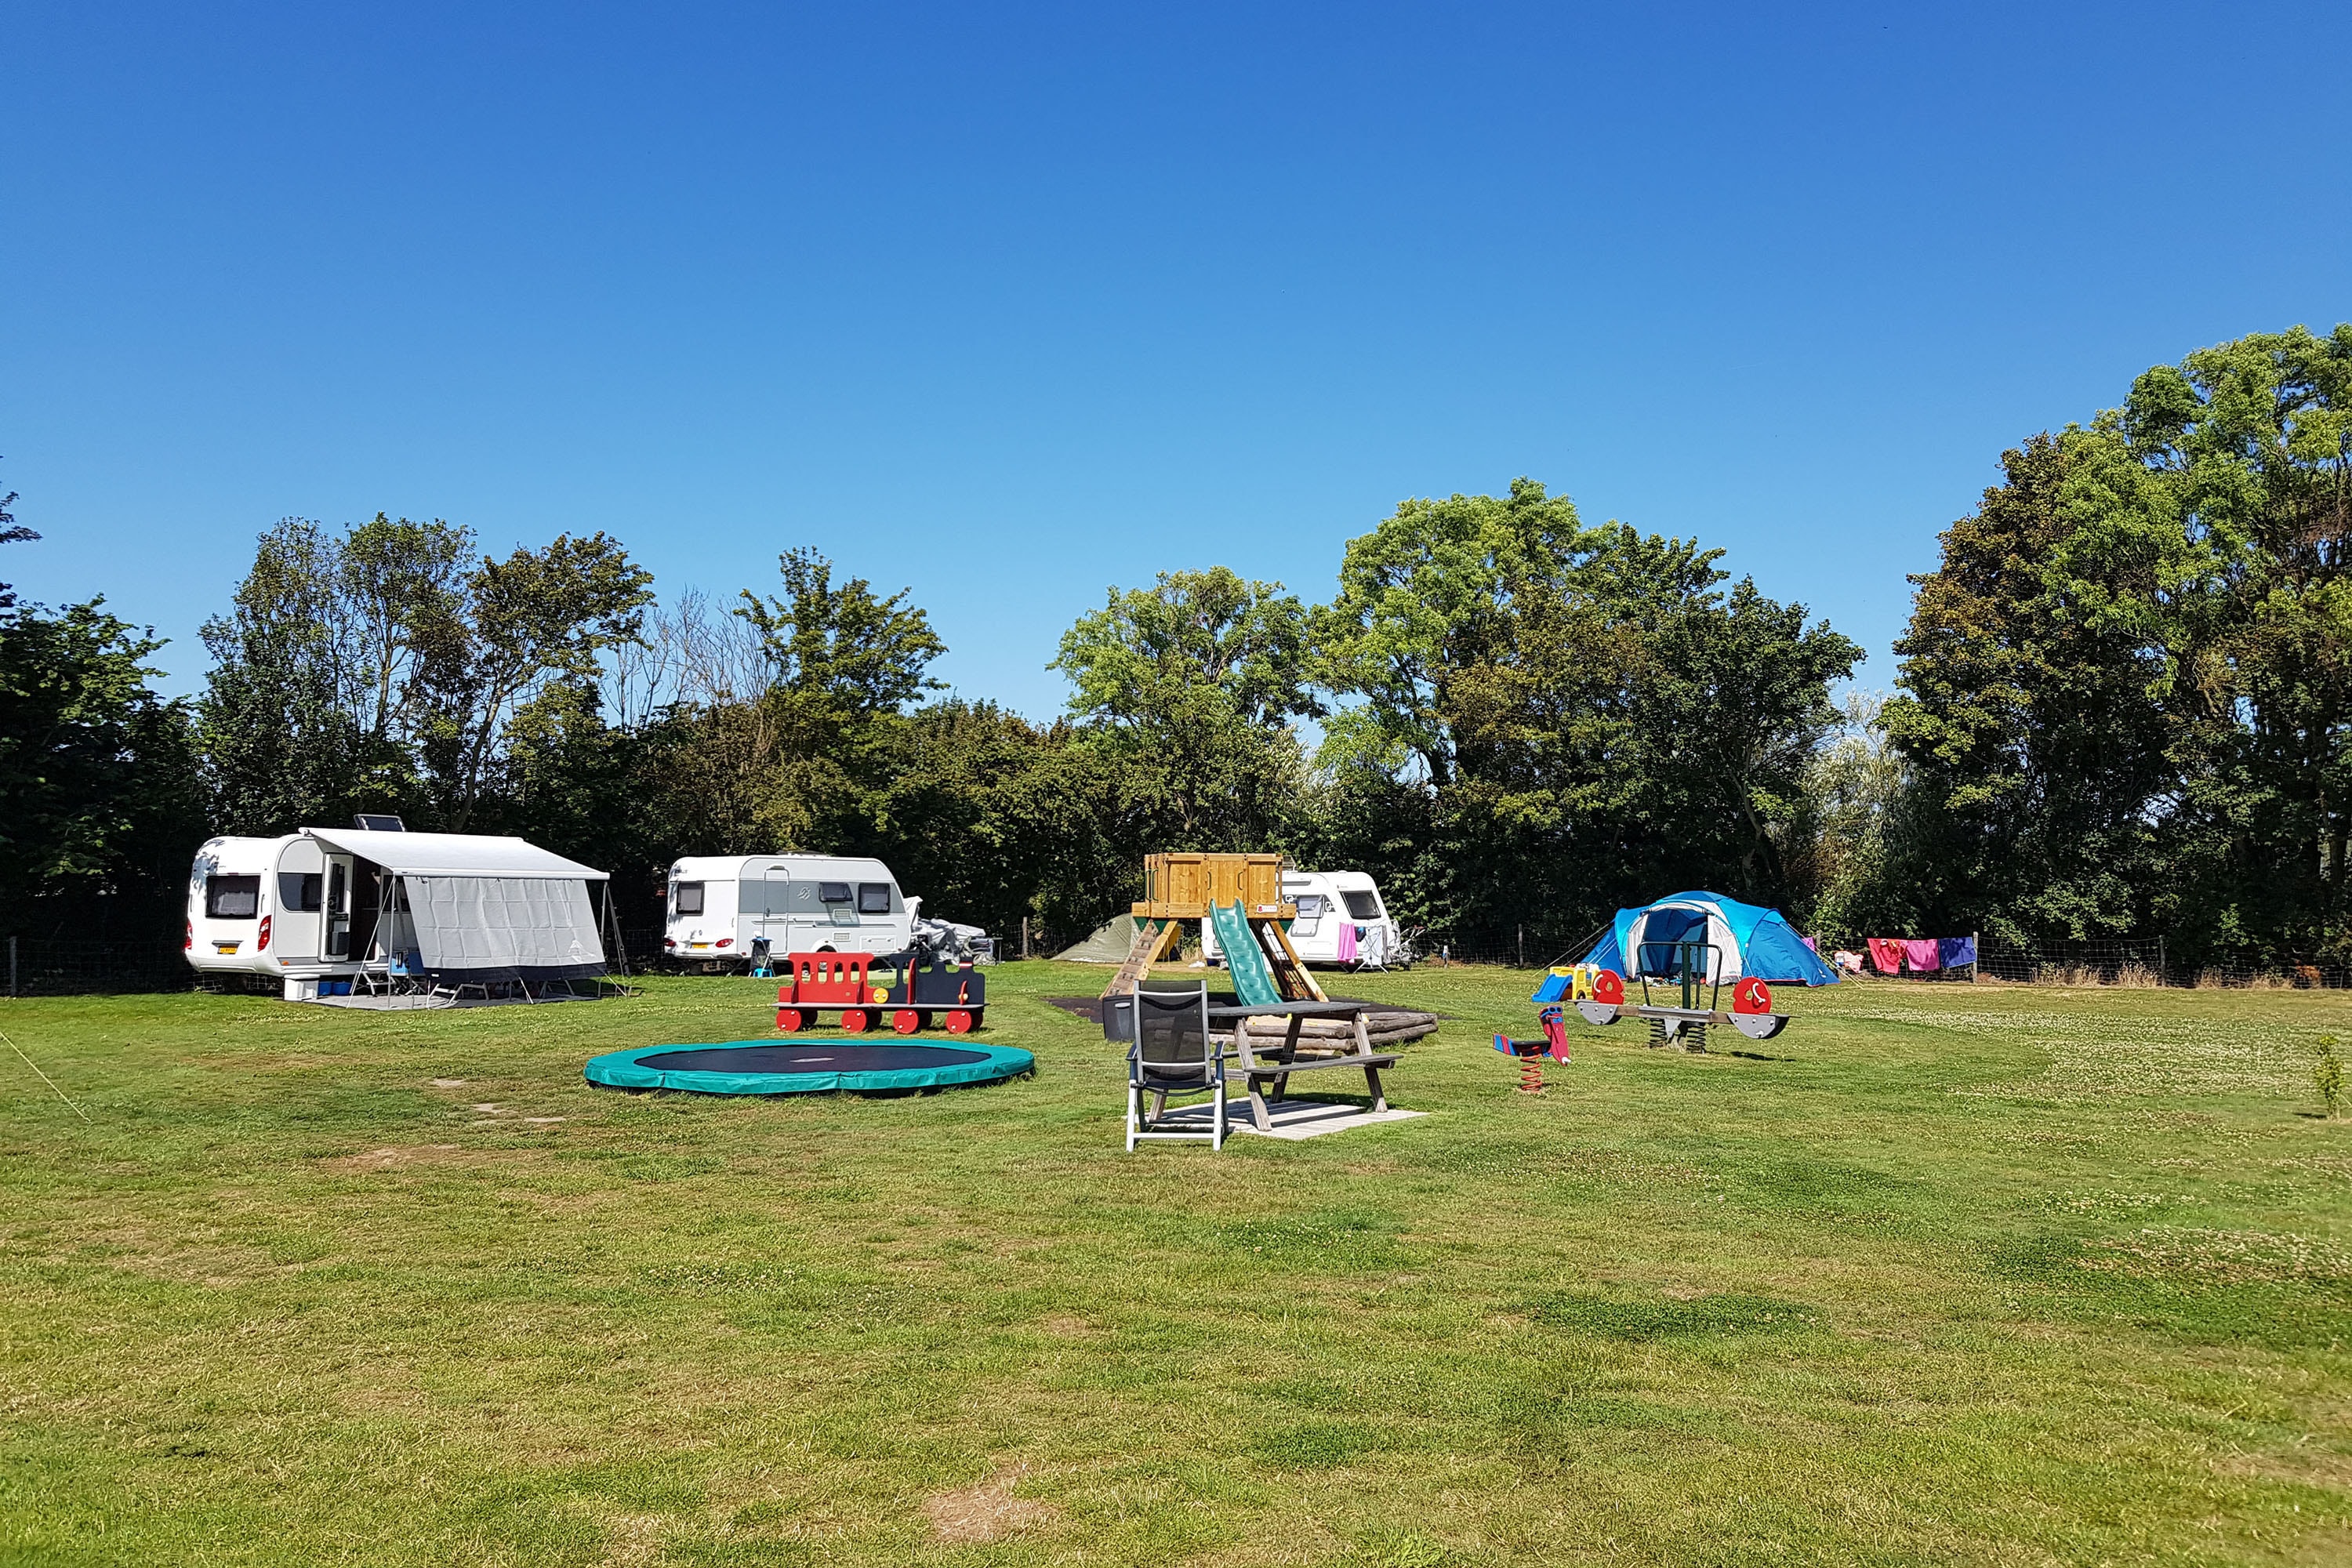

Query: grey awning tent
left=303, top=828, right=609, bottom=984
left=1054, top=914, right=1140, bottom=964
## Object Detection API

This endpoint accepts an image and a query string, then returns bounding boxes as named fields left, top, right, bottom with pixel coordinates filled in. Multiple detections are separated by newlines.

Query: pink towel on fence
left=1866, top=938, right=1906, bottom=974
left=1901, top=938, right=1941, bottom=971
left=1337, top=921, right=1358, bottom=964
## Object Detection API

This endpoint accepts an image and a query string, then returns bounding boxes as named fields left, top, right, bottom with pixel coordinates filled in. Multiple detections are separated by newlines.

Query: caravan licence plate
left=212, top=942, right=239, bottom=954
left=689, top=942, right=710, bottom=949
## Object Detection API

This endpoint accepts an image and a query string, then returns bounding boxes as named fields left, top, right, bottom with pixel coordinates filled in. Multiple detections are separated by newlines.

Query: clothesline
left=1832, top=935, right=1977, bottom=976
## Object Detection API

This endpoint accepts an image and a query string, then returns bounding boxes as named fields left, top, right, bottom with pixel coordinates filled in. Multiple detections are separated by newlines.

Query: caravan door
left=272, top=838, right=327, bottom=960
left=324, top=855, right=356, bottom=957
left=747, top=865, right=790, bottom=956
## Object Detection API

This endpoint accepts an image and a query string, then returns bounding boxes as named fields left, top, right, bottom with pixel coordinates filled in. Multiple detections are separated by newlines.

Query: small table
left=1207, top=1000, right=1401, bottom=1132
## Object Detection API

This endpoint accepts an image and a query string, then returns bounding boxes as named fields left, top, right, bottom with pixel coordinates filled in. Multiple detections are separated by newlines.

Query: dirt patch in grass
left=1524, top=1290, right=1822, bottom=1339
left=923, top=1468, right=1056, bottom=1544
left=322, top=1145, right=468, bottom=1173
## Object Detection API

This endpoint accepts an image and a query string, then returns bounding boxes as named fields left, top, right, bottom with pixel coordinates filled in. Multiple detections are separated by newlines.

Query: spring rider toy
left=1494, top=1004, right=1573, bottom=1093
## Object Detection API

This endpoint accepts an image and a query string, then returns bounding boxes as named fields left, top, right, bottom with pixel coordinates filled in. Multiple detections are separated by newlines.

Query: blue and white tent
left=1541, top=891, right=1838, bottom=993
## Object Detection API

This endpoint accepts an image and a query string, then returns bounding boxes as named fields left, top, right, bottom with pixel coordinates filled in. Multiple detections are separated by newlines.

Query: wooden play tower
left=1102, top=852, right=1327, bottom=1002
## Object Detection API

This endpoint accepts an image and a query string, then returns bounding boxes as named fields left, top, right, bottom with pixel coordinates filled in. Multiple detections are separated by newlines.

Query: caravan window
left=278, top=873, right=323, bottom=912
left=857, top=883, right=891, bottom=914
left=818, top=882, right=851, bottom=904
left=205, top=875, right=260, bottom=919
left=1342, top=891, right=1382, bottom=921
left=673, top=882, right=705, bottom=916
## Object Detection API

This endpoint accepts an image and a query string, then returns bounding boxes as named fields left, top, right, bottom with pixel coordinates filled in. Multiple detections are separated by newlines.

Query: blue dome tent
left=1534, top=891, right=1838, bottom=1001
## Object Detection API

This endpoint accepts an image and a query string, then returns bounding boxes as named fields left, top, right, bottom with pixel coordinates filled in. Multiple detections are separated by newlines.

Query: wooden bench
left=1209, top=1000, right=1400, bottom=1132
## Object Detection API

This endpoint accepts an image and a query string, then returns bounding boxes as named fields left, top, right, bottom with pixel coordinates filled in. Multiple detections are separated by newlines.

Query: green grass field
left=3, top=963, right=2350, bottom=1566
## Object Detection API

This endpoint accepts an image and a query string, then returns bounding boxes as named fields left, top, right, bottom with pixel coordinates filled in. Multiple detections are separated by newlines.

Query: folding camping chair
left=1125, top=982, right=1229, bottom=1151
left=358, top=947, right=428, bottom=998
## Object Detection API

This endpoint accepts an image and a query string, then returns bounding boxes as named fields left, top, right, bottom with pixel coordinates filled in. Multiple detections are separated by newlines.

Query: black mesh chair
left=1126, top=982, right=1229, bottom=1150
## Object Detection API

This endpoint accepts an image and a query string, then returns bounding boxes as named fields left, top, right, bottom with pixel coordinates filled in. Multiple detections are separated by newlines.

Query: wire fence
left=0, top=927, right=660, bottom=999
left=2, top=935, right=206, bottom=997
left=9, top=922, right=2350, bottom=996
left=1973, top=934, right=2352, bottom=989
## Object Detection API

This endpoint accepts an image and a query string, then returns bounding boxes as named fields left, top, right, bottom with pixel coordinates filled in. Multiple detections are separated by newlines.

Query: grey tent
left=1054, top=914, right=1141, bottom=964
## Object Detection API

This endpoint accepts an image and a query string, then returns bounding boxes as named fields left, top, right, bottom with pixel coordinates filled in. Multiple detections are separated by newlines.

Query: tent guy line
left=1, top=1029, right=92, bottom=1122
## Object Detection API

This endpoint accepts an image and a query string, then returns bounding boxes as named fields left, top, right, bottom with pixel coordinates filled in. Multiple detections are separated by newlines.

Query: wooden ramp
left=1102, top=916, right=1180, bottom=999
left=1261, top=918, right=1327, bottom=1002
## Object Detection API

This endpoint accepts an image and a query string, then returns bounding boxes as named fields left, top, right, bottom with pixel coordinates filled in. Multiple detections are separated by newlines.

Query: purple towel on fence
left=1939, top=935, right=1976, bottom=967
left=1802, top=935, right=1818, bottom=953
left=1901, top=938, right=1941, bottom=971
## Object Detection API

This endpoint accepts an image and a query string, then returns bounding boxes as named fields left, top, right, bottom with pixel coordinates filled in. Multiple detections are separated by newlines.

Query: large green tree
left=0, top=474, right=204, bottom=930
left=1314, top=477, right=1594, bottom=787
left=415, top=532, right=655, bottom=829
left=1051, top=566, right=1316, bottom=848
left=1882, top=325, right=2352, bottom=965
left=200, top=518, right=654, bottom=843
left=1879, top=432, right=2178, bottom=942
left=1312, top=483, right=1858, bottom=946
left=198, top=519, right=382, bottom=833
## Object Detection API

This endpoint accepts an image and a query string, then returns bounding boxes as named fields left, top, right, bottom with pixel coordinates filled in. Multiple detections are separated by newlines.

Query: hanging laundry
left=1802, top=935, right=1820, bottom=953
left=1938, top=935, right=1977, bottom=968
left=1337, top=921, right=1358, bottom=964
left=1866, top=937, right=1907, bottom=974
left=1833, top=949, right=1866, bottom=974
left=1901, top=938, right=1941, bottom=971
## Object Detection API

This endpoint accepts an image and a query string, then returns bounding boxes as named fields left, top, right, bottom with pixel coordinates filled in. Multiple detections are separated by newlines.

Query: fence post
left=1517, top=926, right=1524, bottom=967
left=1022, top=917, right=1030, bottom=961
left=8, top=935, right=13, bottom=999
left=1972, top=931, right=1980, bottom=985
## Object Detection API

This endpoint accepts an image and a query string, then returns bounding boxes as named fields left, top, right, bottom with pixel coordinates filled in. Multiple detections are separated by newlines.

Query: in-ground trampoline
left=583, top=1039, right=1035, bottom=1095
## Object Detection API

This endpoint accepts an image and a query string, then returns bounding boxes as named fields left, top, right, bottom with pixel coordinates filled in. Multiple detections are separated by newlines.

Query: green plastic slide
left=1211, top=899, right=1283, bottom=1007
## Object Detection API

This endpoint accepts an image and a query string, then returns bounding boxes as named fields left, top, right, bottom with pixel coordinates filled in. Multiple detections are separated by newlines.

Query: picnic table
left=1208, top=1000, right=1399, bottom=1132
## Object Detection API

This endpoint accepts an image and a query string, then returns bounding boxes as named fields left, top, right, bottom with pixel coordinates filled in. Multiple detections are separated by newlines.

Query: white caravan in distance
left=1201, top=867, right=1407, bottom=968
left=664, top=854, right=915, bottom=968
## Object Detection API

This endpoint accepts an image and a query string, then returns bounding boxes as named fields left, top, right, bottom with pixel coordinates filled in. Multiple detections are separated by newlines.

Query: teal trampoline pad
left=584, top=1039, right=1035, bottom=1095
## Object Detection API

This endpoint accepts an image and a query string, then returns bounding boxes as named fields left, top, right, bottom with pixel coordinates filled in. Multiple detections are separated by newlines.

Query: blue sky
left=4, top=1, right=2347, bottom=717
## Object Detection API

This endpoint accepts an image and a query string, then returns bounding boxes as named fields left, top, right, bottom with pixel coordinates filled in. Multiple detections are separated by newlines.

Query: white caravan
left=1202, top=868, right=1406, bottom=968
left=664, top=855, right=916, bottom=968
left=184, top=827, right=609, bottom=999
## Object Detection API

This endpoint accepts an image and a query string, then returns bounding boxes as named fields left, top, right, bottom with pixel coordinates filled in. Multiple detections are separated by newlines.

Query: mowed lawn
left=3, top=964, right=2350, bottom=1566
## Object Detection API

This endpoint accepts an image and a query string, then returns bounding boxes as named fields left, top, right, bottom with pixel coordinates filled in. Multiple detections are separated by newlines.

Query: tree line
left=1828, top=325, right=2352, bottom=971
left=2, top=323, right=2347, bottom=969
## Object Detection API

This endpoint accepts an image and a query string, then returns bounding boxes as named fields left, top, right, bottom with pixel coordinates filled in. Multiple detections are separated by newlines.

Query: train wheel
left=776, top=1007, right=806, bottom=1033
left=891, top=1009, right=921, bottom=1034
left=944, top=1009, right=974, bottom=1034
left=840, top=1008, right=871, bottom=1033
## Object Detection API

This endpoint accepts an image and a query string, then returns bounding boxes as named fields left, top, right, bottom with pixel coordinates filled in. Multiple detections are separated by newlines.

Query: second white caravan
left=1202, top=868, right=1407, bottom=968
left=664, top=855, right=915, bottom=968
